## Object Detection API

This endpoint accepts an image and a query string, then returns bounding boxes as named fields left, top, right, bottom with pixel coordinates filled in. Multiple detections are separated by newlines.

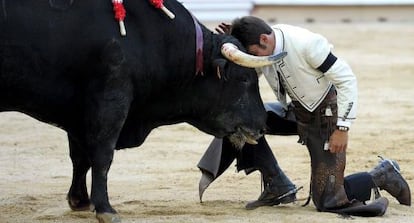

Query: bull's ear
left=212, top=58, right=227, bottom=79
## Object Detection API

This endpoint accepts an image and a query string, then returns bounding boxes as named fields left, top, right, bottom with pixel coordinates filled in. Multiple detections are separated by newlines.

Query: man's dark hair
left=230, top=16, right=273, bottom=48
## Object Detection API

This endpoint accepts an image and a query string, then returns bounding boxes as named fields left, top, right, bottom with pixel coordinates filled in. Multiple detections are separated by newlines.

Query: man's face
left=246, top=32, right=275, bottom=56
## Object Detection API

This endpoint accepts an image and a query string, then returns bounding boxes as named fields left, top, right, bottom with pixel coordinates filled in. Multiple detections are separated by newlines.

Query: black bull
left=0, top=0, right=269, bottom=222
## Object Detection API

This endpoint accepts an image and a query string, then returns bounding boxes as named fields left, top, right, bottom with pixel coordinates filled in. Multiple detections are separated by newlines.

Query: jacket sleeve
left=305, top=33, right=358, bottom=128
left=324, top=58, right=358, bottom=127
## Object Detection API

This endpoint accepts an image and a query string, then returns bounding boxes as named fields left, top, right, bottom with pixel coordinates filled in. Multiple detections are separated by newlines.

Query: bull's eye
left=237, top=75, right=249, bottom=83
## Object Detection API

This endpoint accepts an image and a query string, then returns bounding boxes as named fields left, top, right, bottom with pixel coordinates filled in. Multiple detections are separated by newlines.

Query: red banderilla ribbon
left=112, top=0, right=126, bottom=36
left=150, top=0, right=175, bottom=19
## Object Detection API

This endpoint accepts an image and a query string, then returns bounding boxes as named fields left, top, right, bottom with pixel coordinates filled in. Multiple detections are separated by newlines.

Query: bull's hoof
left=96, top=213, right=122, bottom=223
left=67, top=196, right=91, bottom=211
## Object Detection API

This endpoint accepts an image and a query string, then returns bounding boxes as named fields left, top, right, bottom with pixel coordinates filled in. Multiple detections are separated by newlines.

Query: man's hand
left=215, top=22, right=232, bottom=34
left=328, top=130, right=348, bottom=153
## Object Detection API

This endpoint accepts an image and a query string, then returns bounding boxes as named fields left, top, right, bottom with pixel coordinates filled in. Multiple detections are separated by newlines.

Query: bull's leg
left=67, top=135, right=91, bottom=211
left=84, top=115, right=127, bottom=223
left=88, top=144, right=120, bottom=223
left=82, top=119, right=125, bottom=223
left=85, top=94, right=131, bottom=223
left=85, top=39, right=131, bottom=223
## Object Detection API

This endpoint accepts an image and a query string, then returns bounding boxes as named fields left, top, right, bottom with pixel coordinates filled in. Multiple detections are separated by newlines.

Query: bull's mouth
left=227, top=127, right=262, bottom=149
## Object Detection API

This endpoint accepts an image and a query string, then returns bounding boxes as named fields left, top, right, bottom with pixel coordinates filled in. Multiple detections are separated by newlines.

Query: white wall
left=253, top=0, right=414, bottom=5
left=180, top=1, right=414, bottom=25
left=180, top=0, right=253, bottom=22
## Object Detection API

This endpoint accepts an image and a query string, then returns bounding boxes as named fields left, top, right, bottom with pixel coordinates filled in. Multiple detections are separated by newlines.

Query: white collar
left=273, top=28, right=284, bottom=54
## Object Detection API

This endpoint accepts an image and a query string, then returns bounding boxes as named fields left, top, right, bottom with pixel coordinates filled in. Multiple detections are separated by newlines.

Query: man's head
left=230, top=16, right=275, bottom=56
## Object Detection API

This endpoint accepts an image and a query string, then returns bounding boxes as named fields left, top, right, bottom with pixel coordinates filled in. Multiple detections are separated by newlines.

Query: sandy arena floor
left=1, top=22, right=414, bottom=223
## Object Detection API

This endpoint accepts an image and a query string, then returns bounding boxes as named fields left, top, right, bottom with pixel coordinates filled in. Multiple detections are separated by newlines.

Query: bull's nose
left=259, top=128, right=266, bottom=135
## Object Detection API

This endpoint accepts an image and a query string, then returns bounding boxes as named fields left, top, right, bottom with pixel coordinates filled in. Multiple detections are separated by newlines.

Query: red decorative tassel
left=150, top=0, right=163, bottom=9
left=150, top=0, right=175, bottom=19
left=112, top=0, right=126, bottom=36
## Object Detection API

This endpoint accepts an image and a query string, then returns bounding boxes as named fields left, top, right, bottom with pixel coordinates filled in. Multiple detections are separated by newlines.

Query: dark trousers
left=198, top=83, right=376, bottom=207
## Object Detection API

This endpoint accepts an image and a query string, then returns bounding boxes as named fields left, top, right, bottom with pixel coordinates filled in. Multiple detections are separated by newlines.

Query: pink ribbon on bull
left=150, top=0, right=175, bottom=19
left=112, top=0, right=126, bottom=36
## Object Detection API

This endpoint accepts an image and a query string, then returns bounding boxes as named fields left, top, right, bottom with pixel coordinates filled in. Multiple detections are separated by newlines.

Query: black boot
left=369, top=157, right=411, bottom=206
left=240, top=137, right=298, bottom=210
left=245, top=174, right=299, bottom=210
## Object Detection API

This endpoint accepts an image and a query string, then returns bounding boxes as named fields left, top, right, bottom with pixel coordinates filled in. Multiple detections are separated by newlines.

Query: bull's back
left=1, top=0, right=197, bottom=91
left=0, top=1, right=115, bottom=123
left=0, top=0, right=198, bottom=126
left=0, top=0, right=115, bottom=70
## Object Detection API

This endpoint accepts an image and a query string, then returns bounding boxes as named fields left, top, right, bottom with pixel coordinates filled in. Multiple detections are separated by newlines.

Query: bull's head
left=221, top=43, right=287, bottom=148
left=198, top=42, right=287, bottom=149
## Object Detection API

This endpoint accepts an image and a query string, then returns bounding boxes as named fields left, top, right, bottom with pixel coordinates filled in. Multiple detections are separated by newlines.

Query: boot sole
left=245, top=187, right=301, bottom=210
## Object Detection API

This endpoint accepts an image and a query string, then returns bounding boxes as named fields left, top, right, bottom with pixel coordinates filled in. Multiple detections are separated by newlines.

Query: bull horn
left=221, top=43, right=287, bottom=68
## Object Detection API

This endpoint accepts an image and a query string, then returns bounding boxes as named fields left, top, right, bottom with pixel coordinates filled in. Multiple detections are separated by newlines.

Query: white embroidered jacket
left=258, top=24, right=358, bottom=128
